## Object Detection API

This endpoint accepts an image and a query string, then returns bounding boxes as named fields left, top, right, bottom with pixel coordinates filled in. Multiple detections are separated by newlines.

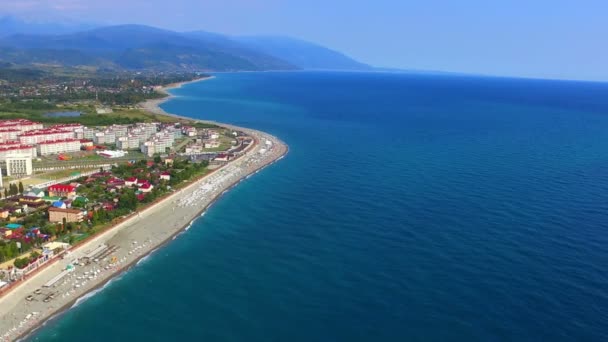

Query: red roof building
left=160, top=172, right=171, bottom=181
left=48, top=184, right=77, bottom=198
left=19, top=128, right=75, bottom=145
left=125, top=177, right=138, bottom=186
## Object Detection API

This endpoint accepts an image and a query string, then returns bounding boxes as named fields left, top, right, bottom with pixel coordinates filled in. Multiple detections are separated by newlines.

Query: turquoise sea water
left=29, top=72, right=608, bottom=341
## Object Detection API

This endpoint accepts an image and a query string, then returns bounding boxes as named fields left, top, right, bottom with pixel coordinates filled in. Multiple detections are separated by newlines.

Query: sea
left=28, top=72, right=608, bottom=341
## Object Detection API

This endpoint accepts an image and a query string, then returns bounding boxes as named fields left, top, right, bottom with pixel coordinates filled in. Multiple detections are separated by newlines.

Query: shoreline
left=139, top=76, right=246, bottom=130
left=1, top=76, right=288, bottom=341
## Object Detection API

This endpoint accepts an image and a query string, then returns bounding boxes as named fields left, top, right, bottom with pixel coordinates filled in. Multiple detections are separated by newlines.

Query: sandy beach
left=0, top=78, right=288, bottom=341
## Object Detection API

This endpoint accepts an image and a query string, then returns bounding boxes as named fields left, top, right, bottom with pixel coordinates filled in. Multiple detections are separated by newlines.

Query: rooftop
left=38, top=139, right=81, bottom=145
left=48, top=184, right=76, bottom=191
left=48, top=207, right=82, bottom=214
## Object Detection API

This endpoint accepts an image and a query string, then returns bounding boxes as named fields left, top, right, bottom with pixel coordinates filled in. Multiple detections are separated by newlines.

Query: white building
left=0, top=129, right=20, bottom=143
left=103, top=131, right=116, bottom=144
left=96, top=150, right=127, bottom=158
left=0, top=119, right=43, bottom=133
left=19, top=129, right=75, bottom=145
left=140, top=132, right=175, bottom=157
left=94, top=132, right=107, bottom=145
left=204, top=140, right=220, bottom=149
left=0, top=143, right=37, bottom=159
left=6, top=156, right=33, bottom=176
left=107, top=125, right=128, bottom=138
left=117, top=137, right=140, bottom=150
left=50, top=123, right=84, bottom=133
left=36, top=139, right=81, bottom=156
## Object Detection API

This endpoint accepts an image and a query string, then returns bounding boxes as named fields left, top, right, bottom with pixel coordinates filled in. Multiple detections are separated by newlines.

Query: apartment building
left=36, top=139, right=81, bottom=156
left=19, top=128, right=75, bottom=145
left=5, top=156, right=33, bottom=176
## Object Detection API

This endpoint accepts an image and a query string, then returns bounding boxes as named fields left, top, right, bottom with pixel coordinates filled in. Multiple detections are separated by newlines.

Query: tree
left=72, top=197, right=87, bottom=208
left=41, top=225, right=57, bottom=237
left=3, top=188, right=7, bottom=198
left=118, top=189, right=138, bottom=211
left=18, top=182, right=24, bottom=194
left=13, top=257, right=29, bottom=269
left=62, top=217, right=67, bottom=230
left=154, top=155, right=162, bottom=163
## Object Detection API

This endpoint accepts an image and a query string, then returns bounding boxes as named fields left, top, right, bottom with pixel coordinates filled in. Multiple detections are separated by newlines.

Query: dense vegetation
left=0, top=25, right=296, bottom=72
left=0, top=158, right=209, bottom=264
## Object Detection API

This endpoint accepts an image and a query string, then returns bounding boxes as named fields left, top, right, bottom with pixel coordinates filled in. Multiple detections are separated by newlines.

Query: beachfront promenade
left=0, top=126, right=287, bottom=341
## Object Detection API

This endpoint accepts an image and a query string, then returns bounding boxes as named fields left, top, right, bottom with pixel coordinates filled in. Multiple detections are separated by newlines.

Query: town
left=0, top=117, right=253, bottom=284
left=0, top=68, right=201, bottom=106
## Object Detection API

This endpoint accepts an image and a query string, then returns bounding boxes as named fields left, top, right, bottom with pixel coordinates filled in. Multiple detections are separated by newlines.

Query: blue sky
left=1, top=0, right=607, bottom=81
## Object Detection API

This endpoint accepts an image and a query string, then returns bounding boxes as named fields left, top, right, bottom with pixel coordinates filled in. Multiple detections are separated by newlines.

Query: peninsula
left=0, top=76, right=288, bottom=341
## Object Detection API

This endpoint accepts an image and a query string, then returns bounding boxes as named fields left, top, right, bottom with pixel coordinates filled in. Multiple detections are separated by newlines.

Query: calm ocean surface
left=29, top=72, right=608, bottom=341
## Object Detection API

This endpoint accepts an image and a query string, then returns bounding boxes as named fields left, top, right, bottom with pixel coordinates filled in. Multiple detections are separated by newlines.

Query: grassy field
left=8, top=177, right=49, bottom=187
left=3, top=167, right=98, bottom=188
left=34, top=168, right=97, bottom=179
left=0, top=104, right=220, bottom=128
left=0, top=104, right=174, bottom=125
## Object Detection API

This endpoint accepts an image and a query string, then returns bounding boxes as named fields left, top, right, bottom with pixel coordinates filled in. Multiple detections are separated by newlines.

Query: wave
left=136, top=254, right=151, bottom=266
left=185, top=221, right=193, bottom=231
left=71, top=274, right=123, bottom=309
left=172, top=231, right=185, bottom=240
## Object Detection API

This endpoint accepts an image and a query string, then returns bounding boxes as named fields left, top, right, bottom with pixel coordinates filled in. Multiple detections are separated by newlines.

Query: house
left=25, top=227, right=47, bottom=240
left=47, top=184, right=76, bottom=198
left=43, top=241, right=70, bottom=252
left=5, top=207, right=22, bottom=215
left=48, top=207, right=84, bottom=223
left=52, top=200, right=67, bottom=209
left=125, top=177, right=138, bottom=187
left=102, top=202, right=115, bottom=211
left=25, top=188, right=45, bottom=198
left=0, top=227, right=11, bottom=238
left=19, top=196, right=46, bottom=208
left=107, top=177, right=125, bottom=188
left=160, top=172, right=171, bottom=181
left=204, top=140, right=220, bottom=149
left=139, top=183, right=153, bottom=193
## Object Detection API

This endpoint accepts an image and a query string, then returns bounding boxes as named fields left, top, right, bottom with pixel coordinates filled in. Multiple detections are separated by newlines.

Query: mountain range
left=0, top=18, right=371, bottom=72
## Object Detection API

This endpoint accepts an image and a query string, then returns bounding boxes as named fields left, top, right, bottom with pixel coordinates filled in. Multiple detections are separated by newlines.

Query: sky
left=1, top=0, right=607, bottom=81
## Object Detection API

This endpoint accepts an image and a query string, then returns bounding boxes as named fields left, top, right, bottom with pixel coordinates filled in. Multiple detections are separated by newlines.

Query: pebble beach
left=0, top=80, right=288, bottom=341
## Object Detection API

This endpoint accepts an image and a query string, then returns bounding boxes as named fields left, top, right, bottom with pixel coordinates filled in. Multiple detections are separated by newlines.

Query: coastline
left=1, top=76, right=288, bottom=341
left=139, top=76, right=220, bottom=124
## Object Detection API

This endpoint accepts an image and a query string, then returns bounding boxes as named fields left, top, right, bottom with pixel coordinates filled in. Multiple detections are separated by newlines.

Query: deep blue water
left=29, top=72, right=608, bottom=341
left=43, top=111, right=81, bottom=118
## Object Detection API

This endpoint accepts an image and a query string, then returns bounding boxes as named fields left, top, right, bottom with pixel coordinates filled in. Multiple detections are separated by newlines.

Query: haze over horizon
left=1, top=0, right=607, bottom=81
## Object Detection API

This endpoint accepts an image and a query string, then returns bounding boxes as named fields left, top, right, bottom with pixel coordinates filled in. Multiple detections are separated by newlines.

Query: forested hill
left=0, top=24, right=371, bottom=72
